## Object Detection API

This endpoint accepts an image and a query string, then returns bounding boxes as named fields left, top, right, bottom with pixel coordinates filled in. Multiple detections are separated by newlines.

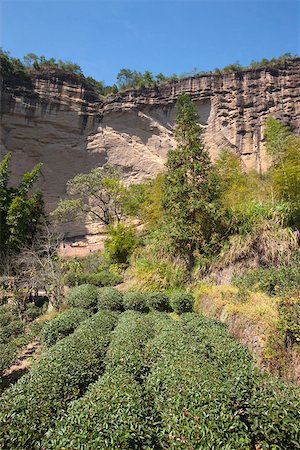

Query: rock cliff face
left=1, top=59, right=299, bottom=235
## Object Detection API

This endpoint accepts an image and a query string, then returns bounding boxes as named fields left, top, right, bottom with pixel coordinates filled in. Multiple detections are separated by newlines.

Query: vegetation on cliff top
left=1, top=48, right=298, bottom=96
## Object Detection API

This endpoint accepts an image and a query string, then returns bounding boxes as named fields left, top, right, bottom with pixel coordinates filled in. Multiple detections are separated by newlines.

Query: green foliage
left=278, top=295, right=300, bottom=345
left=0, top=310, right=118, bottom=449
left=0, top=302, right=43, bottom=390
left=0, top=153, right=44, bottom=256
left=0, top=49, right=28, bottom=78
left=214, top=118, right=300, bottom=269
left=233, top=256, right=300, bottom=297
left=41, top=307, right=89, bottom=347
left=62, top=252, right=123, bottom=287
left=22, top=303, right=43, bottom=322
left=52, top=164, right=128, bottom=226
left=169, top=291, right=194, bottom=313
left=45, top=311, right=157, bottom=449
left=249, top=53, right=295, bottom=69
left=1, top=306, right=299, bottom=448
left=140, top=173, right=164, bottom=226
left=146, top=291, right=170, bottom=312
left=128, top=227, right=190, bottom=291
left=0, top=342, right=17, bottom=380
left=144, top=313, right=300, bottom=449
left=0, top=304, right=23, bottom=345
left=64, top=269, right=122, bottom=287
left=265, top=116, right=300, bottom=226
left=97, top=286, right=124, bottom=311
left=162, top=93, right=219, bottom=267
left=116, top=68, right=155, bottom=89
left=123, top=291, right=149, bottom=312
left=222, top=61, right=243, bottom=72
left=105, top=222, right=137, bottom=264
left=122, top=182, right=148, bottom=217
left=1, top=48, right=297, bottom=96
left=66, top=284, right=98, bottom=311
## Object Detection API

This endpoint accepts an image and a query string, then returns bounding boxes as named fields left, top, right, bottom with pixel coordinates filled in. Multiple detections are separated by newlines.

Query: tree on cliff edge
left=161, top=93, right=219, bottom=268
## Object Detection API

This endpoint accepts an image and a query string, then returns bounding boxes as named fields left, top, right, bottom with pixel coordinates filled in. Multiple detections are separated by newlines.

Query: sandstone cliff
left=1, top=59, right=299, bottom=235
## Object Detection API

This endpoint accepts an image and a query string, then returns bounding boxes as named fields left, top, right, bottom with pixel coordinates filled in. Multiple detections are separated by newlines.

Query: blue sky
left=1, top=0, right=299, bottom=85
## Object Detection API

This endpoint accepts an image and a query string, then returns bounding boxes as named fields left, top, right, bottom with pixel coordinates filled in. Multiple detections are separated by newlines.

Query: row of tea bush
left=0, top=310, right=118, bottom=449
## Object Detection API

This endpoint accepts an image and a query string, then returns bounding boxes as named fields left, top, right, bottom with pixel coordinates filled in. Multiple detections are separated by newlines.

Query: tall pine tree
left=161, top=93, right=218, bottom=268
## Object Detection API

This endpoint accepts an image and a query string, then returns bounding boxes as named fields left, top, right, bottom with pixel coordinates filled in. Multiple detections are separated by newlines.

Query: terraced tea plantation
left=0, top=287, right=299, bottom=449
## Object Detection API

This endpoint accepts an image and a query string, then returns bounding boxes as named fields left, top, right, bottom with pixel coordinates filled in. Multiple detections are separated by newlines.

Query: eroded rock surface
left=1, top=59, right=299, bottom=235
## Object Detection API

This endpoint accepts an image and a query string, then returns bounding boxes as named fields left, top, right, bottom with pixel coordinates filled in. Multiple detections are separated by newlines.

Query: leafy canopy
left=0, top=152, right=44, bottom=256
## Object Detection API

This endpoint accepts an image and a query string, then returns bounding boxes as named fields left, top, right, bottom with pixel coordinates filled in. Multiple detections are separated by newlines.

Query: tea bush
left=144, top=313, right=300, bottom=449
left=41, top=307, right=90, bottom=346
left=45, top=311, right=158, bottom=449
left=106, top=310, right=154, bottom=377
left=146, top=291, right=170, bottom=311
left=66, top=283, right=98, bottom=311
left=65, top=270, right=122, bottom=287
left=48, top=369, right=154, bottom=450
left=169, top=291, right=194, bottom=313
left=23, top=303, right=43, bottom=322
left=0, top=342, right=18, bottom=390
left=0, top=310, right=118, bottom=449
left=123, top=291, right=149, bottom=312
left=97, top=286, right=123, bottom=311
left=0, top=302, right=44, bottom=390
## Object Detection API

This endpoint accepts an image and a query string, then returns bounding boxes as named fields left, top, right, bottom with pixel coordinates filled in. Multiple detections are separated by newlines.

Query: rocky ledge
left=1, top=59, right=299, bottom=235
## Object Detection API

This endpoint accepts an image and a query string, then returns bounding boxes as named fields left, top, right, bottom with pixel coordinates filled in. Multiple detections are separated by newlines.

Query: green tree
left=0, top=152, right=44, bottom=256
left=161, top=93, right=219, bottom=268
left=265, top=116, right=300, bottom=226
left=143, top=70, right=154, bottom=85
left=52, top=164, right=128, bottom=226
left=105, top=222, right=137, bottom=264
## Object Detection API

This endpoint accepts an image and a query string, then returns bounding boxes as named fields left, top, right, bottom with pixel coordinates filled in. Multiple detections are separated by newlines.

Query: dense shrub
left=0, top=304, right=20, bottom=328
left=45, top=311, right=157, bottom=449
left=65, top=270, right=122, bottom=287
left=66, top=283, right=98, bottom=311
left=47, top=369, right=154, bottom=449
left=146, top=291, right=170, bottom=311
left=233, top=263, right=300, bottom=297
left=0, top=303, right=43, bottom=391
left=86, top=270, right=122, bottom=286
left=23, top=303, right=42, bottom=322
left=278, top=295, right=300, bottom=345
left=97, top=287, right=123, bottom=311
left=123, top=291, right=149, bottom=312
left=105, top=223, right=137, bottom=264
left=41, top=308, right=89, bottom=346
left=0, top=319, right=23, bottom=344
left=0, top=304, right=24, bottom=344
left=0, top=342, right=18, bottom=389
left=106, top=311, right=154, bottom=376
left=144, top=313, right=300, bottom=449
left=0, top=310, right=118, bottom=449
left=169, top=291, right=194, bottom=313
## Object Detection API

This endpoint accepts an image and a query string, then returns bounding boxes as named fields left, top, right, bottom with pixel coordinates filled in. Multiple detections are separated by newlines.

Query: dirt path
left=2, top=341, right=41, bottom=387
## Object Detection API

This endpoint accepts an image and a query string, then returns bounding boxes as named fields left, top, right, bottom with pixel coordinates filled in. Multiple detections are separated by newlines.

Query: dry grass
left=125, top=249, right=188, bottom=292
left=35, top=309, right=58, bottom=323
left=194, top=283, right=278, bottom=333
left=168, top=312, right=181, bottom=321
left=217, top=220, right=297, bottom=270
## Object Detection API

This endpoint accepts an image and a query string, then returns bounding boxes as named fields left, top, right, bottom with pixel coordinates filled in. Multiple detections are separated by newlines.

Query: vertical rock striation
left=1, top=59, right=299, bottom=235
